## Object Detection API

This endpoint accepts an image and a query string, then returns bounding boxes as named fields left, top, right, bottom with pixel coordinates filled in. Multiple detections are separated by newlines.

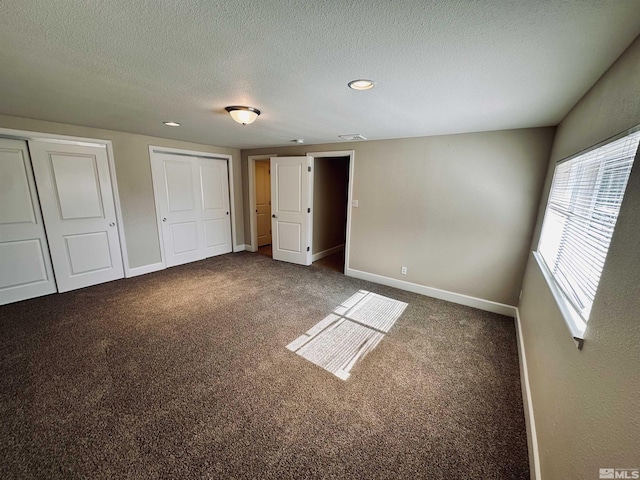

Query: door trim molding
left=248, top=154, right=277, bottom=253
left=306, top=150, right=354, bottom=274
left=148, top=145, right=236, bottom=268
left=0, top=127, right=130, bottom=278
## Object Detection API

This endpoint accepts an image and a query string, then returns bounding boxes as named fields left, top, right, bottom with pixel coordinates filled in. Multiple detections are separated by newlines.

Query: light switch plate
left=352, top=199, right=359, bottom=207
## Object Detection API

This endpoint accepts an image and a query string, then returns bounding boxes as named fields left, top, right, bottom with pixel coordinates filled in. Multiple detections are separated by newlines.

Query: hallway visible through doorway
left=312, top=250, right=344, bottom=273
left=311, top=155, right=350, bottom=274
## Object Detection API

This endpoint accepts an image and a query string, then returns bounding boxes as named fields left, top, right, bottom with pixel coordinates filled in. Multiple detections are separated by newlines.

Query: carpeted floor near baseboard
left=0, top=252, right=529, bottom=479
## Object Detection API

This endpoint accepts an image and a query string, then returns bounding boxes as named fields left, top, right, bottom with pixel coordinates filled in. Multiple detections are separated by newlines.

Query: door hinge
left=307, top=246, right=310, bottom=252
left=308, top=166, right=311, bottom=172
left=307, top=208, right=311, bottom=213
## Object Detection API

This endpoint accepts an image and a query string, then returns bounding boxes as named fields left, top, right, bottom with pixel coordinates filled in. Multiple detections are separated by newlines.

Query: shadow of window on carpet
left=286, top=290, right=408, bottom=380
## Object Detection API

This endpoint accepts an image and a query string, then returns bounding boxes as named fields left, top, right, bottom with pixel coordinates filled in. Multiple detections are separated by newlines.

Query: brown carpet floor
left=0, top=252, right=529, bottom=479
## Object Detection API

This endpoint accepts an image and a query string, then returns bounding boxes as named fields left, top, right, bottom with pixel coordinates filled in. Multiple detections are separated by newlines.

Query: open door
left=270, top=156, right=311, bottom=266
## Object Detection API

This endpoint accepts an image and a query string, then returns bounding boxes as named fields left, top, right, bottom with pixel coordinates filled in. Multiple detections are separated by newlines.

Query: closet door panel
left=29, top=141, right=124, bottom=293
left=0, top=139, right=56, bottom=305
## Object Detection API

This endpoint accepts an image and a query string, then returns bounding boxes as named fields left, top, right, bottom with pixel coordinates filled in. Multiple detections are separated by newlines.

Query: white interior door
left=0, top=139, right=57, bottom=305
left=199, top=158, right=232, bottom=257
left=152, top=153, right=204, bottom=267
left=151, top=153, right=232, bottom=267
left=271, top=156, right=311, bottom=266
left=255, top=160, right=272, bottom=247
left=29, top=141, right=124, bottom=293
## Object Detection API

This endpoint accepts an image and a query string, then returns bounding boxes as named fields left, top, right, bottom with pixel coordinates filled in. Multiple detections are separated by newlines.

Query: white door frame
left=306, top=150, right=355, bottom=273
left=149, top=145, right=237, bottom=268
left=248, top=154, right=276, bottom=252
left=0, top=127, right=130, bottom=276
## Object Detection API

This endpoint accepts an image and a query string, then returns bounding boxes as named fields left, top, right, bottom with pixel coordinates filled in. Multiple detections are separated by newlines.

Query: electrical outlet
left=401, top=266, right=407, bottom=275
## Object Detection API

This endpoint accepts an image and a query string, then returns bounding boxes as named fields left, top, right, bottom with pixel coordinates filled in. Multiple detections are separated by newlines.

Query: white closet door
left=151, top=153, right=232, bottom=268
left=199, top=158, right=232, bottom=258
left=29, top=141, right=124, bottom=293
left=271, top=156, right=312, bottom=266
left=152, top=153, right=203, bottom=267
left=0, top=139, right=57, bottom=305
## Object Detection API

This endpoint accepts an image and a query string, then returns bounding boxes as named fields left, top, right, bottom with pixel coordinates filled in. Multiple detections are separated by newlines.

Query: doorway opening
left=310, top=155, right=350, bottom=273
left=247, top=150, right=354, bottom=274
left=254, top=159, right=272, bottom=258
left=248, top=154, right=276, bottom=257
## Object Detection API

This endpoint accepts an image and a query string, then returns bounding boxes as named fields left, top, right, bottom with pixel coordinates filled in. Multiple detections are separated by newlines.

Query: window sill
left=532, top=251, right=586, bottom=350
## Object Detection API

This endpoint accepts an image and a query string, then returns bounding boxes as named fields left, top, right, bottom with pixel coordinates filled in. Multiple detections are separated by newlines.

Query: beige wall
left=312, top=157, right=349, bottom=254
left=243, top=127, right=554, bottom=306
left=519, top=36, right=640, bottom=478
left=0, top=114, right=243, bottom=269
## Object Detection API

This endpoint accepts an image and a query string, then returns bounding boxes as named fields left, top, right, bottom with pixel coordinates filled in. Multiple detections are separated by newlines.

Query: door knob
left=272, top=214, right=277, bottom=218
left=226, top=211, right=229, bottom=215
left=162, top=218, right=167, bottom=222
left=109, top=222, right=115, bottom=227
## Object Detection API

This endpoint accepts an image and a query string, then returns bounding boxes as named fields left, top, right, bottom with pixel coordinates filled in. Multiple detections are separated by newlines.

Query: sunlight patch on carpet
left=286, top=290, right=408, bottom=380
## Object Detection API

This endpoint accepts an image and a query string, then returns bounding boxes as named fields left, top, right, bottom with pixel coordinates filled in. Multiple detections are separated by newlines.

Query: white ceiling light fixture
left=225, top=106, right=261, bottom=125
left=348, top=79, right=375, bottom=90
left=163, top=121, right=181, bottom=127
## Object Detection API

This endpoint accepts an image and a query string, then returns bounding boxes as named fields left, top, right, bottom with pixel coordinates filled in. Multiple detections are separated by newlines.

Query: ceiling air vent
left=339, top=134, right=367, bottom=141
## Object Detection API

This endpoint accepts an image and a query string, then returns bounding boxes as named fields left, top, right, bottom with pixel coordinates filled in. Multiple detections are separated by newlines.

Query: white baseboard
left=312, top=244, right=345, bottom=262
left=126, top=262, right=165, bottom=278
left=345, top=268, right=517, bottom=317
left=234, top=244, right=247, bottom=252
left=515, top=308, right=541, bottom=480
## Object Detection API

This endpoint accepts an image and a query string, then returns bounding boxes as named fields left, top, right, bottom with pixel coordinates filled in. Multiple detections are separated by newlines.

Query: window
left=535, top=128, right=640, bottom=343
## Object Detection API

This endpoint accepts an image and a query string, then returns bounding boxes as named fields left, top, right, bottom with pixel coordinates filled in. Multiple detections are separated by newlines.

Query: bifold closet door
left=0, top=139, right=57, bottom=305
left=151, top=153, right=232, bottom=268
left=29, top=141, right=124, bottom=293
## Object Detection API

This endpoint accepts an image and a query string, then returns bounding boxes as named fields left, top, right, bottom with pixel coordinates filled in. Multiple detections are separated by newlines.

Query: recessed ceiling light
left=163, top=121, right=181, bottom=127
left=348, top=79, right=375, bottom=90
left=292, top=139, right=304, bottom=144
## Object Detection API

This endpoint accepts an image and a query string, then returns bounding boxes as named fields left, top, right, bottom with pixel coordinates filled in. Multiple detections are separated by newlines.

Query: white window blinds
left=537, top=130, right=640, bottom=323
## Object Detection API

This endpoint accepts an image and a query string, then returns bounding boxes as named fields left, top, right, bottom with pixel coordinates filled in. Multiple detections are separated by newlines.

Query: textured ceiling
left=0, top=0, right=639, bottom=149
